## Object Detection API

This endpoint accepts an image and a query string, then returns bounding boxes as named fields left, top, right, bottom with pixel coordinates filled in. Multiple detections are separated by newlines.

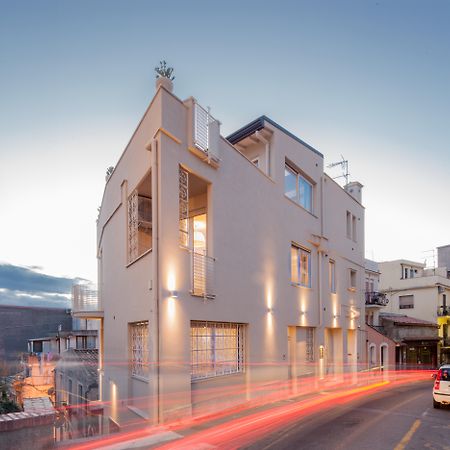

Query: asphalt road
left=244, top=380, right=450, bottom=450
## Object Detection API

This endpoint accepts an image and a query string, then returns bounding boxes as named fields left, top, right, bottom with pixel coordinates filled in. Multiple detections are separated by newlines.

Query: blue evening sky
left=1, top=0, right=449, bottom=281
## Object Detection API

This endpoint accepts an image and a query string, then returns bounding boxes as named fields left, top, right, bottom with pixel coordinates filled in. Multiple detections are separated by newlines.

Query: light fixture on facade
left=170, top=290, right=178, bottom=299
left=267, top=307, right=274, bottom=313
left=300, top=310, right=306, bottom=316
left=333, top=314, right=340, bottom=319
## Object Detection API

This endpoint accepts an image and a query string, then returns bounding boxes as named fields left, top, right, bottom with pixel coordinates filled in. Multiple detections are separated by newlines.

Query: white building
left=82, top=75, right=367, bottom=428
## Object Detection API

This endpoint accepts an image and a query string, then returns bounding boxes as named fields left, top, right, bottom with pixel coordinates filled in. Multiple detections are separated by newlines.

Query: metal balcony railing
left=365, top=291, right=389, bottom=306
left=437, top=307, right=450, bottom=317
left=72, top=284, right=99, bottom=312
left=191, top=251, right=215, bottom=299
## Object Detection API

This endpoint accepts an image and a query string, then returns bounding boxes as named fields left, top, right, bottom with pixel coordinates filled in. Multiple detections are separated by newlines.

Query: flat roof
left=226, top=115, right=323, bottom=158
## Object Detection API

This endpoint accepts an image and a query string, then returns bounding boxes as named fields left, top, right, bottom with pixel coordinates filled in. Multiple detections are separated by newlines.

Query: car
left=433, top=364, right=450, bottom=408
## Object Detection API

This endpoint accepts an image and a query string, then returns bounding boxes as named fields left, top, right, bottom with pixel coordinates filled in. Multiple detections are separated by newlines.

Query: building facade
left=379, top=251, right=450, bottom=364
left=92, top=77, right=366, bottom=427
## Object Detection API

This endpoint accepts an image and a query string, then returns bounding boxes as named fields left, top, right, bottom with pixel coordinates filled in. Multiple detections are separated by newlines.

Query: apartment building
left=87, top=75, right=366, bottom=428
left=379, top=248, right=450, bottom=364
left=364, top=259, right=396, bottom=369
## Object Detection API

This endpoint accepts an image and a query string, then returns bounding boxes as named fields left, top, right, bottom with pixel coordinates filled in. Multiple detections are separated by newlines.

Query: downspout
left=151, top=138, right=161, bottom=424
left=255, top=131, right=270, bottom=177
left=318, top=175, right=325, bottom=328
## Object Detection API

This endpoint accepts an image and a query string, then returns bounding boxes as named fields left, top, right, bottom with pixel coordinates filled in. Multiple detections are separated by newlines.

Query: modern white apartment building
left=88, top=75, right=366, bottom=428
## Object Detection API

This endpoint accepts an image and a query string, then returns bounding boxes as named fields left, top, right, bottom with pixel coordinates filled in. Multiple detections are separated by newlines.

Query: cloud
left=0, top=263, right=87, bottom=308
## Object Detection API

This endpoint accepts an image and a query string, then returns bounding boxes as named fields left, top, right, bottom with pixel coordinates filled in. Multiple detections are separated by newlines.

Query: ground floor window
left=191, top=321, right=245, bottom=380
left=129, top=321, right=149, bottom=379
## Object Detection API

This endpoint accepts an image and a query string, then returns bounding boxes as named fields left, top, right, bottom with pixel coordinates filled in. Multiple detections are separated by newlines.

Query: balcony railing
left=437, top=307, right=450, bottom=317
left=72, top=284, right=99, bottom=312
left=365, top=291, right=389, bottom=306
left=191, top=251, right=215, bottom=299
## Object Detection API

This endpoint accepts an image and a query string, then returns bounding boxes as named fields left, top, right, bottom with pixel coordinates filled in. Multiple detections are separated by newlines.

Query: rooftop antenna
left=327, top=155, right=349, bottom=186
left=422, top=249, right=436, bottom=270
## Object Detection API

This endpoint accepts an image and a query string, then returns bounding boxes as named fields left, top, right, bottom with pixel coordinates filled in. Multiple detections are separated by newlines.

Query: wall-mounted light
left=300, top=311, right=306, bottom=316
left=267, top=307, right=274, bottom=313
left=170, top=290, right=178, bottom=299
left=333, top=314, right=340, bottom=319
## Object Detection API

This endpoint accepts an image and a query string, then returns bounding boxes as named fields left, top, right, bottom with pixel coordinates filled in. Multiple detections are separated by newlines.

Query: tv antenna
left=327, top=155, right=349, bottom=186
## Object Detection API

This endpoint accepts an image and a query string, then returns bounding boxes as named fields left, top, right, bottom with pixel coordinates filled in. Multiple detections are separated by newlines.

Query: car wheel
left=433, top=399, right=440, bottom=409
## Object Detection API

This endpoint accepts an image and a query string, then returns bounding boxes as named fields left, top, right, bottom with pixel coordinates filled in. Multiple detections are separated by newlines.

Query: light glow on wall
left=167, top=270, right=177, bottom=321
left=110, top=381, right=117, bottom=421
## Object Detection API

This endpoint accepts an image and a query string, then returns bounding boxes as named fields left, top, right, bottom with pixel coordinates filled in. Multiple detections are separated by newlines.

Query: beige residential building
left=379, top=250, right=450, bottom=364
left=85, top=76, right=366, bottom=428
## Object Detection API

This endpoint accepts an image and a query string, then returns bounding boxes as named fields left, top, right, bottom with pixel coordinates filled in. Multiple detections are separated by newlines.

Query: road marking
left=394, top=419, right=421, bottom=450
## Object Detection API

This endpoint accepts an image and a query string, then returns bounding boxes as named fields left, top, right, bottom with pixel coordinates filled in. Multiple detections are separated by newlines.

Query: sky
left=1, top=0, right=449, bottom=306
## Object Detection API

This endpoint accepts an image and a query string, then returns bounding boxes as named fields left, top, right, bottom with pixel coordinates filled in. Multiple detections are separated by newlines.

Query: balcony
left=437, top=307, right=450, bottom=317
left=365, top=291, right=389, bottom=307
left=72, top=284, right=103, bottom=319
left=191, top=251, right=215, bottom=299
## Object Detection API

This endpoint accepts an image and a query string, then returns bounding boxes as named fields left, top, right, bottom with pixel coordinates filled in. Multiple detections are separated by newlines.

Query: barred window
left=191, top=321, right=245, bottom=380
left=306, top=327, right=314, bottom=362
left=129, top=321, right=149, bottom=379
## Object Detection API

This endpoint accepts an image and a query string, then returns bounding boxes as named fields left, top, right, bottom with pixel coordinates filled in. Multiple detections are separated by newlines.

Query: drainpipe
left=151, top=138, right=161, bottom=424
left=255, top=131, right=270, bottom=177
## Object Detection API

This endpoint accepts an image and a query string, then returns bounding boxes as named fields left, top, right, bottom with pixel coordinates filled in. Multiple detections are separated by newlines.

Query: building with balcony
left=379, top=247, right=450, bottom=364
left=95, top=75, right=366, bottom=428
left=364, top=259, right=396, bottom=370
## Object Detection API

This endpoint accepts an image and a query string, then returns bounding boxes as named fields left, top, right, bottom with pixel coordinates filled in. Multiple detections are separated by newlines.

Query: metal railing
left=72, top=284, right=99, bottom=312
left=365, top=291, right=389, bottom=306
left=191, top=251, right=215, bottom=299
left=193, top=102, right=220, bottom=162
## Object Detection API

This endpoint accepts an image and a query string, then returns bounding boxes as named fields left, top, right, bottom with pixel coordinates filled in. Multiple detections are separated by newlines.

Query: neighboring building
left=378, top=314, right=439, bottom=368
left=81, top=76, right=366, bottom=428
left=379, top=249, right=450, bottom=364
left=54, top=349, right=101, bottom=440
left=364, top=259, right=396, bottom=370
left=0, top=305, right=72, bottom=375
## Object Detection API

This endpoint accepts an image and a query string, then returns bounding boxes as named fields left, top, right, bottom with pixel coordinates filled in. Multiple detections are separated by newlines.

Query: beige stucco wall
left=97, top=85, right=366, bottom=426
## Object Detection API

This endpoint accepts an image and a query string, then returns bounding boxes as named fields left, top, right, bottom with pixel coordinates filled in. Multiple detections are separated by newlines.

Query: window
left=284, top=163, right=313, bottom=212
left=78, top=384, right=83, bottom=405
left=191, top=321, right=245, bottom=380
left=399, top=295, right=414, bottom=309
left=179, top=166, right=189, bottom=246
left=127, top=173, right=152, bottom=263
left=291, top=244, right=311, bottom=287
left=306, top=327, right=314, bottom=362
left=346, top=211, right=357, bottom=241
left=349, top=269, right=357, bottom=289
left=129, top=321, right=149, bottom=379
left=329, top=260, right=336, bottom=293
left=68, top=379, right=73, bottom=405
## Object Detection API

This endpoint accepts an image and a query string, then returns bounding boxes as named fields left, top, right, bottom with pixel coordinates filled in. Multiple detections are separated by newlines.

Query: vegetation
left=155, top=60, right=175, bottom=80
left=0, top=387, right=20, bottom=414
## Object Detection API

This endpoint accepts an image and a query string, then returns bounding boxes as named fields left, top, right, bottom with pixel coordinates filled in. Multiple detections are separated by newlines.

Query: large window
left=399, top=295, right=414, bottom=309
left=291, top=244, right=311, bottom=287
left=129, top=321, right=149, bottom=379
left=284, top=164, right=313, bottom=212
left=191, top=321, right=245, bottom=380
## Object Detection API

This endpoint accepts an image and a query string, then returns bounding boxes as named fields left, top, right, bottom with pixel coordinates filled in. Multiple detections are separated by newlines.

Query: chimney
left=156, top=76, right=173, bottom=93
left=344, top=181, right=363, bottom=204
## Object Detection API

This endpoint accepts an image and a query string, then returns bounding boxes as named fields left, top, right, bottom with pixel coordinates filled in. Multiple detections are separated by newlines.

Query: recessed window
left=349, top=269, right=357, bottom=289
left=127, top=172, right=152, bottom=264
left=191, top=321, right=245, bottom=380
left=284, top=163, right=313, bottom=212
left=399, top=295, right=414, bottom=309
left=329, top=260, right=336, bottom=293
left=346, top=211, right=357, bottom=241
left=129, top=321, right=149, bottom=379
left=291, top=244, right=311, bottom=288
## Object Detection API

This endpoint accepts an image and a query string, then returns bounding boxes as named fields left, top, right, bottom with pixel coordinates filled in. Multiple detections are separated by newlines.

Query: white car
left=433, top=364, right=450, bottom=408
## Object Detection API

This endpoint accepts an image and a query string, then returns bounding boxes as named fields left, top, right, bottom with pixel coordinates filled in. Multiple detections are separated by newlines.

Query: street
left=245, top=380, right=450, bottom=450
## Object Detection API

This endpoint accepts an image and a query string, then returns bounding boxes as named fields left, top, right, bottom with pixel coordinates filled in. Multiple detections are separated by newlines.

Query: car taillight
left=434, top=370, right=442, bottom=390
